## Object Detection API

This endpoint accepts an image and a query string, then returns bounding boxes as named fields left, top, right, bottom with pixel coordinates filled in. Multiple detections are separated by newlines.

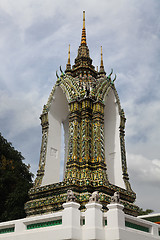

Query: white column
left=62, top=201, right=81, bottom=240
left=83, top=202, right=103, bottom=240
left=105, top=203, right=125, bottom=240
left=107, top=203, right=125, bottom=229
left=151, top=224, right=159, bottom=237
left=15, top=219, right=26, bottom=233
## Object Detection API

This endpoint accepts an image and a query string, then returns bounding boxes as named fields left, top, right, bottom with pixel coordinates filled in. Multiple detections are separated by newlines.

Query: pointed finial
left=83, top=10, right=85, bottom=29
left=99, top=46, right=105, bottom=74
left=81, top=11, right=87, bottom=45
left=100, top=46, right=103, bottom=65
left=65, top=44, right=71, bottom=73
left=68, top=44, right=71, bottom=65
left=100, top=46, right=104, bottom=67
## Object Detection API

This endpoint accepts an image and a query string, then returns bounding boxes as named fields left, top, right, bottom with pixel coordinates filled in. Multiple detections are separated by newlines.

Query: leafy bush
left=0, top=133, right=33, bottom=222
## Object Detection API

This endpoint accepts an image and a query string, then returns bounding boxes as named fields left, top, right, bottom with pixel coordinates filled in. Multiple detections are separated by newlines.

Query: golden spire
left=65, top=44, right=71, bottom=73
left=68, top=44, right=71, bottom=65
left=72, top=11, right=95, bottom=77
left=81, top=11, right=87, bottom=45
left=100, top=46, right=104, bottom=67
left=83, top=10, right=85, bottom=28
left=99, top=46, right=106, bottom=74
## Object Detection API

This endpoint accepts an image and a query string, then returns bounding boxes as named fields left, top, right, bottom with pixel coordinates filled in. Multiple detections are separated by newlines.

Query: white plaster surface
left=104, top=89, right=125, bottom=189
left=63, top=116, right=69, bottom=178
left=42, top=87, right=69, bottom=186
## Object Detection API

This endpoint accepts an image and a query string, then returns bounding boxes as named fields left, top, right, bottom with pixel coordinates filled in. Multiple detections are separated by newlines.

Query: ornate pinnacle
left=68, top=44, right=71, bottom=65
left=99, top=46, right=106, bottom=75
left=81, top=11, right=87, bottom=45
left=100, top=46, right=104, bottom=68
left=72, top=11, right=97, bottom=77
left=83, top=10, right=85, bottom=28
left=65, top=44, right=71, bottom=73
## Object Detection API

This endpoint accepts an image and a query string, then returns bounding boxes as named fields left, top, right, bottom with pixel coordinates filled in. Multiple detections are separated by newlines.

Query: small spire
left=65, top=44, right=71, bottom=73
left=100, top=46, right=104, bottom=68
left=72, top=11, right=96, bottom=77
left=81, top=11, right=87, bottom=45
left=68, top=44, right=71, bottom=65
left=99, top=46, right=106, bottom=75
left=83, top=10, right=85, bottom=28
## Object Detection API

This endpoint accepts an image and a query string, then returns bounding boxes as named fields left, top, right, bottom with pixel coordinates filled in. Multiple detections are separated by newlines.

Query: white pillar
left=15, top=220, right=26, bottom=233
left=62, top=201, right=81, bottom=240
left=105, top=203, right=125, bottom=240
left=151, top=224, right=159, bottom=237
left=84, top=202, right=103, bottom=240
left=107, top=203, right=125, bottom=229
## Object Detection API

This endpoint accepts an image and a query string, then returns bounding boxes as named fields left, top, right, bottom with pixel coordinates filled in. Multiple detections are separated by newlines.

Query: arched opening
left=104, top=89, right=125, bottom=189
left=41, top=86, right=69, bottom=186
left=60, top=115, right=69, bottom=181
left=60, top=123, right=64, bottom=181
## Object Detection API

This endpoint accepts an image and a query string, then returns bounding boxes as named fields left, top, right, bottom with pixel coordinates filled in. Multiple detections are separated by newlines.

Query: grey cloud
left=128, top=153, right=160, bottom=212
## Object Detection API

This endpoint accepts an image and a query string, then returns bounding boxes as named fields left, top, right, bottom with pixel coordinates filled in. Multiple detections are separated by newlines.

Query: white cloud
left=127, top=153, right=160, bottom=211
left=128, top=153, right=160, bottom=183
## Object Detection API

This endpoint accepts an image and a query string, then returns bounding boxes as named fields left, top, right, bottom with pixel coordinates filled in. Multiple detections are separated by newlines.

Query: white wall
left=0, top=202, right=159, bottom=240
left=63, top=116, right=69, bottom=178
left=104, top=89, right=125, bottom=189
left=42, top=87, right=69, bottom=186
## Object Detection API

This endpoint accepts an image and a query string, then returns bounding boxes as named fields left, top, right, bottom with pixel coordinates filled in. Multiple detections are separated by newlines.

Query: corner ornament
left=89, top=191, right=100, bottom=203
left=111, top=192, right=120, bottom=204
left=67, top=190, right=76, bottom=202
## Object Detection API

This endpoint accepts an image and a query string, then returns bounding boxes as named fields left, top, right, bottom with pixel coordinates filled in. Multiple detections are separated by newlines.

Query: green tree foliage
left=138, top=208, right=154, bottom=216
left=0, top=133, right=33, bottom=222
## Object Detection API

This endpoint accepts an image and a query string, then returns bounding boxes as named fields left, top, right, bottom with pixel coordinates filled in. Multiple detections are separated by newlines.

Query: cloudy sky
left=0, top=0, right=160, bottom=212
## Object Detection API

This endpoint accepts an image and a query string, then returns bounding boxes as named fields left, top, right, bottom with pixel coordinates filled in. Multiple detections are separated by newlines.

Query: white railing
left=105, top=203, right=160, bottom=240
left=0, top=211, right=63, bottom=234
left=0, top=201, right=160, bottom=240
